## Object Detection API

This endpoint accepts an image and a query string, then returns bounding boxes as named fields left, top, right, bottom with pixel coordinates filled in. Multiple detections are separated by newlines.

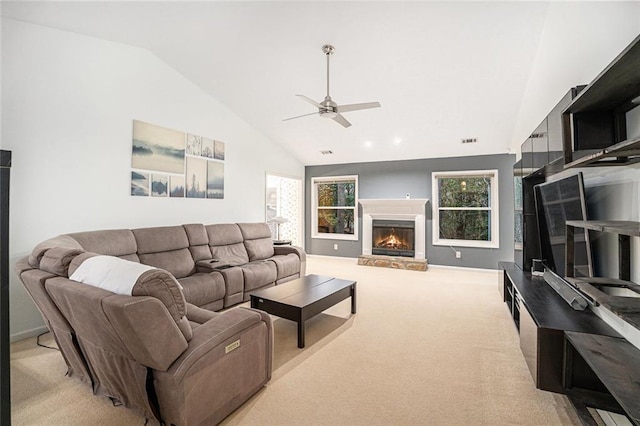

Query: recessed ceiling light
left=394, top=138, right=402, bottom=145
left=364, top=141, right=373, bottom=148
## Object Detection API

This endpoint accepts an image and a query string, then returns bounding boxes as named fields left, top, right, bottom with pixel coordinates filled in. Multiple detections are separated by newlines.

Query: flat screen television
left=534, top=172, right=593, bottom=278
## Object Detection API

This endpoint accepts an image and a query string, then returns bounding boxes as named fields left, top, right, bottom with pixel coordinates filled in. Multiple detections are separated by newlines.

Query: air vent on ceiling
left=320, top=150, right=333, bottom=155
left=461, top=138, right=478, bottom=144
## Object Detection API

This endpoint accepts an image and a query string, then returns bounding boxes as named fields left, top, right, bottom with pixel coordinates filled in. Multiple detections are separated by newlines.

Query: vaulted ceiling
left=2, top=1, right=639, bottom=165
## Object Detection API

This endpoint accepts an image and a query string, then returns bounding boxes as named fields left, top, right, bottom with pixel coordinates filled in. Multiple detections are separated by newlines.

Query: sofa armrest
left=153, top=307, right=273, bottom=425
left=162, top=307, right=272, bottom=383
left=195, top=259, right=230, bottom=273
left=273, top=245, right=306, bottom=261
left=185, top=303, right=219, bottom=324
left=273, top=245, right=306, bottom=276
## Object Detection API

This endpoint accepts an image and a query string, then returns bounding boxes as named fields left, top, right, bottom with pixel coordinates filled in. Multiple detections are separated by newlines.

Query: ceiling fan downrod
left=322, top=44, right=335, bottom=99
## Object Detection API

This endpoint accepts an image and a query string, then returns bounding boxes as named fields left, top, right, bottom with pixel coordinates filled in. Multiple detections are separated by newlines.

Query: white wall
left=2, top=19, right=304, bottom=340
left=511, top=2, right=640, bottom=154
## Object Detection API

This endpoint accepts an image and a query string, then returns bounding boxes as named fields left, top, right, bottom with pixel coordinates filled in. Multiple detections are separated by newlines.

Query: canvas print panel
left=151, top=174, right=168, bottom=197
left=207, top=161, right=224, bottom=199
left=186, top=134, right=202, bottom=156
left=170, top=175, right=185, bottom=198
left=202, top=138, right=214, bottom=159
left=132, top=120, right=185, bottom=174
left=214, top=141, right=225, bottom=160
left=186, top=157, right=207, bottom=198
left=131, top=171, right=149, bottom=196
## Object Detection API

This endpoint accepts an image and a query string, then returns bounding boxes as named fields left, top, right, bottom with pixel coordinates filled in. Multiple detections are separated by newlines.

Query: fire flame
left=375, top=229, right=409, bottom=250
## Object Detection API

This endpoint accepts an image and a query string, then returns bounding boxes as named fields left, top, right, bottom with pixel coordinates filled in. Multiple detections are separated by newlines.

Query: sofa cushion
left=137, top=249, right=196, bottom=279
left=69, top=255, right=157, bottom=295
left=28, top=235, right=84, bottom=268
left=177, top=273, right=225, bottom=307
left=68, top=229, right=139, bottom=262
left=69, top=254, right=192, bottom=341
left=133, top=226, right=189, bottom=253
left=183, top=224, right=209, bottom=246
left=133, top=226, right=195, bottom=278
left=269, top=253, right=301, bottom=280
left=183, top=224, right=212, bottom=261
left=185, top=303, right=219, bottom=326
left=237, top=223, right=274, bottom=261
left=240, top=261, right=277, bottom=292
left=39, top=247, right=85, bottom=276
left=205, top=224, right=249, bottom=265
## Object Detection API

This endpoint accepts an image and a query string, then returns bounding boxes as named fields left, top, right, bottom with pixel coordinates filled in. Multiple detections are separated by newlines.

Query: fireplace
left=359, top=198, right=428, bottom=270
left=372, top=220, right=415, bottom=257
left=359, top=198, right=428, bottom=260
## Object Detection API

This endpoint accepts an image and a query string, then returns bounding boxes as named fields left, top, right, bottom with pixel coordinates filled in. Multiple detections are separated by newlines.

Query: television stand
left=499, top=262, right=619, bottom=393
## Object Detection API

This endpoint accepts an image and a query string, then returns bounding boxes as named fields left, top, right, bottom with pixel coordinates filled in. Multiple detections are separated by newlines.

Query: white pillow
left=69, top=255, right=156, bottom=296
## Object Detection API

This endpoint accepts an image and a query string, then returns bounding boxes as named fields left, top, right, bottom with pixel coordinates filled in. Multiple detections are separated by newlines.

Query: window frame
left=431, top=169, right=499, bottom=249
left=311, top=175, right=359, bottom=241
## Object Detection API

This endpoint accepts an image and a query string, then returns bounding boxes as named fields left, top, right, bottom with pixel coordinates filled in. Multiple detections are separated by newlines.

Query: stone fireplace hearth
left=358, top=198, right=429, bottom=271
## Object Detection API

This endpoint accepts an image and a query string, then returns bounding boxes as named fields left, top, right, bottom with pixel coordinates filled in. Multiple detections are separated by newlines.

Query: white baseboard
left=307, top=254, right=497, bottom=273
left=307, top=254, right=357, bottom=261
left=11, top=325, right=48, bottom=343
left=421, top=264, right=497, bottom=273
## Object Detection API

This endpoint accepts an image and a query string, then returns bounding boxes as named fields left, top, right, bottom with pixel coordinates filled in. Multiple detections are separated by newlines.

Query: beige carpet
left=11, top=256, right=580, bottom=425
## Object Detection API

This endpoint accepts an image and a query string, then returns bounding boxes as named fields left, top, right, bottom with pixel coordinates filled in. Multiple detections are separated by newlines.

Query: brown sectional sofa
left=15, top=222, right=306, bottom=425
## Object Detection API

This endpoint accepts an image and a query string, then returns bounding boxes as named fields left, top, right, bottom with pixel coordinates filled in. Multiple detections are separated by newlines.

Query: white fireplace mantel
left=359, top=198, right=429, bottom=260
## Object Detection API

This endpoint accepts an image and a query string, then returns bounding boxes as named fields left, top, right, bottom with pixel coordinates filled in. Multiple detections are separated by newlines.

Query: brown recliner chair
left=24, top=249, right=273, bottom=425
left=14, top=248, right=93, bottom=387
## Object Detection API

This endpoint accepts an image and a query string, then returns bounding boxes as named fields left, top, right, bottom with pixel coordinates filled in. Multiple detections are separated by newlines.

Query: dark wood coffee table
left=250, top=274, right=357, bottom=348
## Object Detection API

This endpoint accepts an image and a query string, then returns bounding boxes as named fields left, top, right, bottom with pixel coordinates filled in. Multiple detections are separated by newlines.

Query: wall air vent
left=320, top=150, right=333, bottom=155
left=530, top=132, right=547, bottom=138
left=461, top=138, right=477, bottom=144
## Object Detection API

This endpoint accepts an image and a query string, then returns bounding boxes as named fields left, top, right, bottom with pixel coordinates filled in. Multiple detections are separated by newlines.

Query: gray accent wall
left=305, top=153, right=516, bottom=269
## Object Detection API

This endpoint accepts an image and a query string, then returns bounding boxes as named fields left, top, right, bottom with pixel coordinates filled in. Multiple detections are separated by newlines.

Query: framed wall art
left=130, top=120, right=225, bottom=199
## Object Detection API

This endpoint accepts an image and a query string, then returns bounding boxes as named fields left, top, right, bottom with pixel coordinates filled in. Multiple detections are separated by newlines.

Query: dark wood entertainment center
left=502, top=34, right=640, bottom=425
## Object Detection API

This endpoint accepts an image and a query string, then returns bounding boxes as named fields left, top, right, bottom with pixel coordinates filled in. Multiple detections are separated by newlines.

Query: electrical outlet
left=455, top=251, right=461, bottom=259
left=334, top=244, right=338, bottom=250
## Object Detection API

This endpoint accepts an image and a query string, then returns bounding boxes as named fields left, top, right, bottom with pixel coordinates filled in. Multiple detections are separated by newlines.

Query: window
left=432, top=170, right=499, bottom=248
left=266, top=174, right=303, bottom=246
left=311, top=175, right=358, bottom=240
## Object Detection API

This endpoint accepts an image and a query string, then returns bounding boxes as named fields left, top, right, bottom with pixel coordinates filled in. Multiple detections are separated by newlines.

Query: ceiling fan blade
left=283, top=111, right=320, bottom=122
left=296, top=94, right=322, bottom=108
left=337, top=101, right=381, bottom=113
left=332, top=114, right=352, bottom=128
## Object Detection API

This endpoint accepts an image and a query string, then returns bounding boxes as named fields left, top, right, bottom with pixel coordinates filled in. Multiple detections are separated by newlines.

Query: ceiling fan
left=283, top=44, right=381, bottom=128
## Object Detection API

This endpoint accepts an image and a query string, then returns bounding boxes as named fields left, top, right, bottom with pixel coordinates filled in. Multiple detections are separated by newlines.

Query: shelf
left=566, top=220, right=640, bottom=237
left=565, top=136, right=640, bottom=168
left=565, top=331, right=640, bottom=425
left=499, top=262, right=620, bottom=394
left=565, top=34, right=640, bottom=114
left=499, top=263, right=619, bottom=336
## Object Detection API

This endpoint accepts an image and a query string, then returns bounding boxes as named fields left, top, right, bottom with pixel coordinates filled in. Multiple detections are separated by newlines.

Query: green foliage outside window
left=438, top=176, right=491, bottom=241
left=317, top=181, right=355, bottom=235
left=318, top=182, right=355, bottom=207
